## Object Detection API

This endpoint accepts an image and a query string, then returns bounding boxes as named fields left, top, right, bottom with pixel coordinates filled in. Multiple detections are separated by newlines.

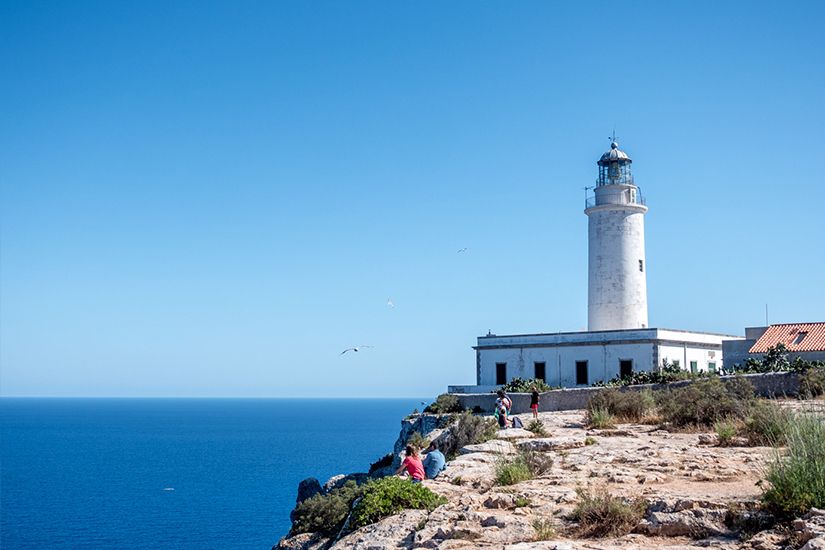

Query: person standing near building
left=530, top=386, right=540, bottom=419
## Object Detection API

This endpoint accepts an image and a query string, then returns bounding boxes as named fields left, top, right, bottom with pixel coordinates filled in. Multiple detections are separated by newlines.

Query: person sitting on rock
left=495, top=390, right=512, bottom=416
left=422, top=442, right=446, bottom=480
left=395, top=445, right=425, bottom=483
left=496, top=402, right=511, bottom=429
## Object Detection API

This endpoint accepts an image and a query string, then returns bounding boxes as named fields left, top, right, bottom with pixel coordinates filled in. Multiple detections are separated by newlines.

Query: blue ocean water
left=0, top=398, right=424, bottom=549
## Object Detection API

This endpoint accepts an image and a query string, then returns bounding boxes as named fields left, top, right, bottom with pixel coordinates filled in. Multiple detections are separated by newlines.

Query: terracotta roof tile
left=749, top=323, right=825, bottom=353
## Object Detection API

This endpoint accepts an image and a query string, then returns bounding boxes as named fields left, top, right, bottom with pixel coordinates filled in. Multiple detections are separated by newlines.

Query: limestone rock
left=274, top=532, right=329, bottom=550
left=321, top=472, right=368, bottom=493
left=747, top=530, right=786, bottom=550
left=518, top=437, right=584, bottom=452
left=505, top=542, right=578, bottom=549
left=587, top=429, right=638, bottom=438
left=802, top=538, right=825, bottom=550
left=638, top=498, right=731, bottom=538
left=460, top=440, right=515, bottom=455
left=330, top=509, right=428, bottom=550
left=485, top=493, right=518, bottom=509
left=497, top=428, right=537, bottom=439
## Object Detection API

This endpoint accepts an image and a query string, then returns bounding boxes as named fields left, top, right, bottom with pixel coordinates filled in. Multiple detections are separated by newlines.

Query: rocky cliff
left=276, top=403, right=825, bottom=550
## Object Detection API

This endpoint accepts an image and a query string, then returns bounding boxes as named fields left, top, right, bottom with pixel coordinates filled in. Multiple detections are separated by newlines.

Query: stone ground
left=278, top=401, right=825, bottom=550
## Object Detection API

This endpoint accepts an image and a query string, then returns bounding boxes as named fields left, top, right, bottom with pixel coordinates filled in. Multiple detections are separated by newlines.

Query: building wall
left=473, top=329, right=740, bottom=389
left=452, top=372, right=800, bottom=414
left=721, top=339, right=756, bottom=369
left=587, top=199, right=648, bottom=331
left=477, top=342, right=655, bottom=387
left=657, top=344, right=723, bottom=372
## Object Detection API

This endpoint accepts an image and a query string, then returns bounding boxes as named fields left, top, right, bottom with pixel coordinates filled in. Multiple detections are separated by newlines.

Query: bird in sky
left=340, top=346, right=374, bottom=355
left=457, top=247, right=468, bottom=253
left=387, top=298, right=395, bottom=308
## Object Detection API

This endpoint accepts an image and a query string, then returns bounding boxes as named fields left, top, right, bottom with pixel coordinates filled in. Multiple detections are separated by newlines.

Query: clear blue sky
left=2, top=1, right=823, bottom=397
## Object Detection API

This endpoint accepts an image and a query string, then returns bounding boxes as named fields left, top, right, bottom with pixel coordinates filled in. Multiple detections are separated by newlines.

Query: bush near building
left=441, top=411, right=499, bottom=459
left=423, top=393, right=464, bottom=414
left=499, top=377, right=555, bottom=393
left=586, top=389, right=654, bottom=422
left=763, top=414, right=825, bottom=517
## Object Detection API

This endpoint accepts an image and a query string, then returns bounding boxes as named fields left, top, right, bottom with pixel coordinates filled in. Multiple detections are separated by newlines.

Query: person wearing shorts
left=530, top=386, right=540, bottom=419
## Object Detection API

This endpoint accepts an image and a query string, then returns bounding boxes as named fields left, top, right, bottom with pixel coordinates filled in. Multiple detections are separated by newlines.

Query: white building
left=450, top=140, right=742, bottom=392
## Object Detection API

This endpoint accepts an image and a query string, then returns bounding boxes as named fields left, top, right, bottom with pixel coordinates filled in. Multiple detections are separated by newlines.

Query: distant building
left=450, top=140, right=743, bottom=393
left=723, top=323, right=825, bottom=367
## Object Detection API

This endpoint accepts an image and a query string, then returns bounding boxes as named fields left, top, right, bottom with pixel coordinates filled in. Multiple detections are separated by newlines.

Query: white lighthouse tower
left=585, top=139, right=649, bottom=331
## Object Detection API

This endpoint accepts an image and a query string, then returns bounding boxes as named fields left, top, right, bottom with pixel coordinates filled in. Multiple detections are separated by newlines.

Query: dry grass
left=569, top=487, right=647, bottom=538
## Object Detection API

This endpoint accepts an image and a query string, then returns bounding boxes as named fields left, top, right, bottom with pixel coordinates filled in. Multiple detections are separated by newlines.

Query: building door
left=575, top=361, right=588, bottom=385
left=620, top=360, right=633, bottom=379
left=708, top=362, right=716, bottom=373
left=534, top=362, right=546, bottom=382
left=496, top=363, right=507, bottom=385
left=690, top=361, right=698, bottom=374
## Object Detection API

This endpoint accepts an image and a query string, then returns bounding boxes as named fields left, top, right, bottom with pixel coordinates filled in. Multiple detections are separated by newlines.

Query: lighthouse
left=451, top=137, right=742, bottom=394
left=585, top=140, right=649, bottom=331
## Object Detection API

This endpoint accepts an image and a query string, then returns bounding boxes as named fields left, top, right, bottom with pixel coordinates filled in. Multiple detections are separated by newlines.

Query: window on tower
left=639, top=260, right=644, bottom=272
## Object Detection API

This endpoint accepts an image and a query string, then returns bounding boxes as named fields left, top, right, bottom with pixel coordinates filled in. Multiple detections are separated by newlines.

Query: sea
left=0, top=397, right=425, bottom=549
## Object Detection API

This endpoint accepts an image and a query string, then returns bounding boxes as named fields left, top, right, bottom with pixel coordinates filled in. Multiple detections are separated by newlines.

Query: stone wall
left=453, top=371, right=801, bottom=414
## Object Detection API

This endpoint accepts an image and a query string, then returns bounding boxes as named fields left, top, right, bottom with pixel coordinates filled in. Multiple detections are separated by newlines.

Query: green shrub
left=587, top=389, right=653, bottom=422
left=743, top=400, right=791, bottom=446
left=351, top=476, right=447, bottom=529
left=442, top=411, right=498, bottom=459
left=532, top=517, right=557, bottom=540
left=423, top=393, right=464, bottom=414
left=570, top=487, right=647, bottom=538
left=495, top=457, right=532, bottom=486
left=656, top=377, right=754, bottom=427
left=592, top=360, right=694, bottom=387
left=495, top=450, right=553, bottom=486
left=406, top=431, right=429, bottom=451
left=289, top=480, right=363, bottom=536
left=584, top=436, right=597, bottom=446
left=799, top=368, right=825, bottom=400
left=515, top=496, right=531, bottom=507
left=526, top=419, right=548, bottom=436
left=714, top=418, right=738, bottom=446
left=586, top=407, right=616, bottom=429
left=762, top=414, right=825, bottom=517
left=368, top=453, right=393, bottom=474
left=500, top=377, right=554, bottom=393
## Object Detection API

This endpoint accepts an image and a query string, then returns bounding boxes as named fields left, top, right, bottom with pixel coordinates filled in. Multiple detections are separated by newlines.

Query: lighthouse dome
left=599, top=141, right=631, bottom=162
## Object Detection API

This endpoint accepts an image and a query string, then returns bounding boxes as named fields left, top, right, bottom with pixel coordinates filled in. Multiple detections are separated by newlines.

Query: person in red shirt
left=395, top=445, right=425, bottom=483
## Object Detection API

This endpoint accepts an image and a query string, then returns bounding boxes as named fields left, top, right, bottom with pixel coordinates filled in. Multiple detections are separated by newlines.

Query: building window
left=708, top=362, right=717, bottom=373
left=496, top=363, right=507, bottom=385
left=794, top=332, right=808, bottom=345
left=690, top=361, right=698, bottom=374
left=534, top=362, right=546, bottom=382
left=620, top=359, right=633, bottom=379
left=576, top=361, right=588, bottom=385
left=639, top=259, right=644, bottom=272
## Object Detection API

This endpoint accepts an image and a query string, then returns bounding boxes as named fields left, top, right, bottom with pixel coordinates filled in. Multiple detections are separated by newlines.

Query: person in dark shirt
left=530, top=385, right=540, bottom=419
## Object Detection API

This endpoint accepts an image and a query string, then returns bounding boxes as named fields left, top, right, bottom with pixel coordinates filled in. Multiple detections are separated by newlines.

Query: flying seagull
left=340, top=346, right=374, bottom=355
left=386, top=298, right=395, bottom=308
left=457, top=247, right=468, bottom=253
